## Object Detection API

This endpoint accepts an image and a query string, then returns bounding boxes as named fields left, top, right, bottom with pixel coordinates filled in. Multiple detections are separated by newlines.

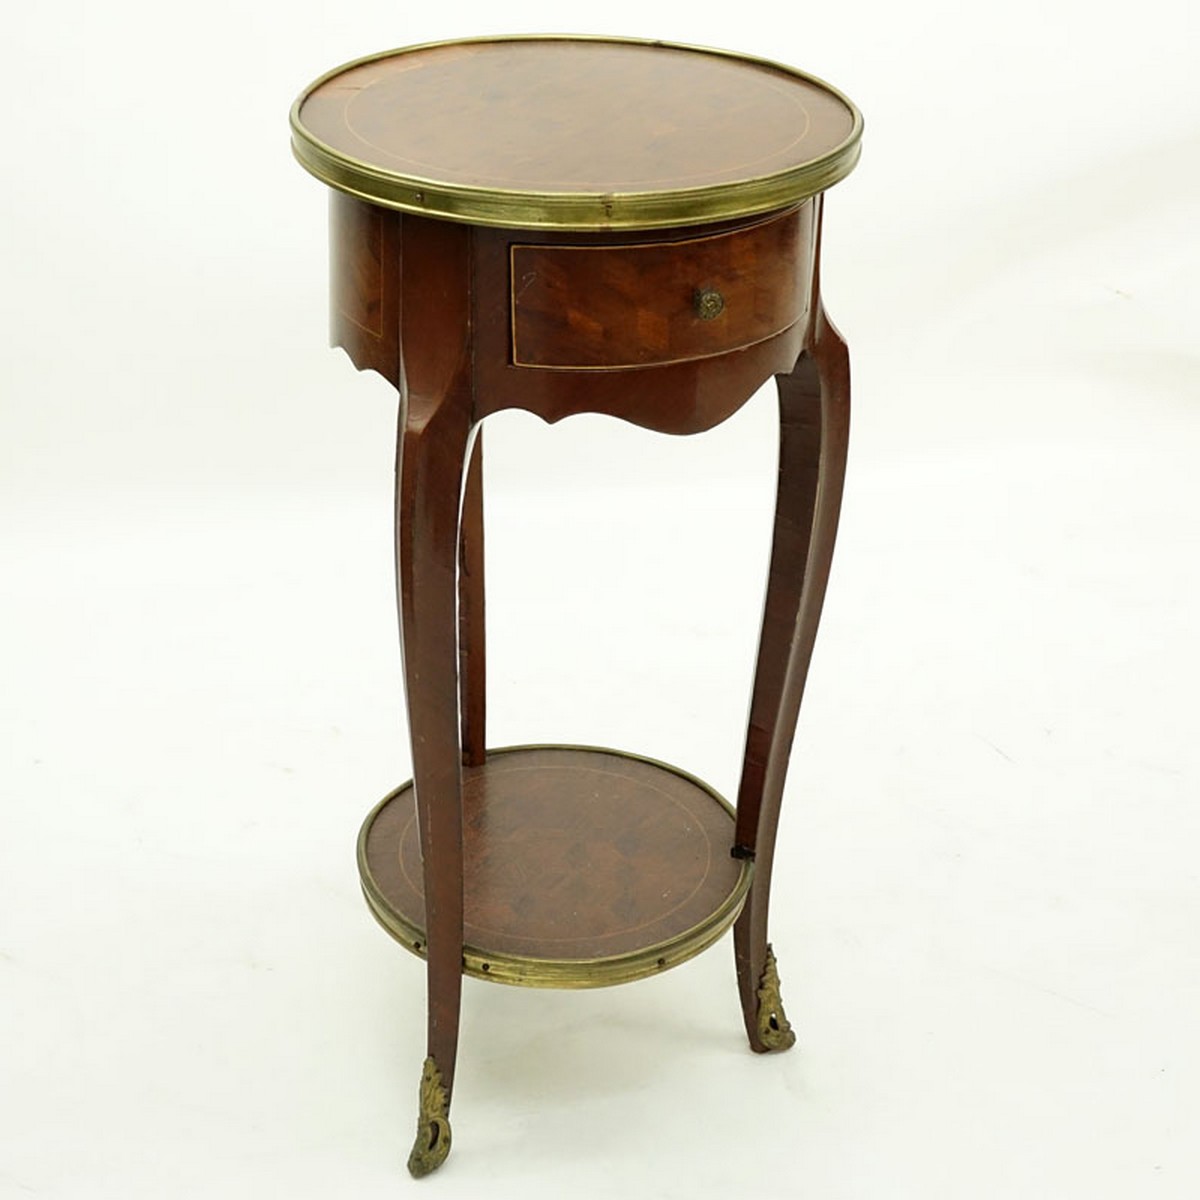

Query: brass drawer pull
left=694, top=287, right=725, bottom=320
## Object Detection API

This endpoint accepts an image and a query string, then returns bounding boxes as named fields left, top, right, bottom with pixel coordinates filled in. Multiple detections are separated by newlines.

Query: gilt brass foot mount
left=407, top=1056, right=452, bottom=1178
left=756, top=944, right=797, bottom=1052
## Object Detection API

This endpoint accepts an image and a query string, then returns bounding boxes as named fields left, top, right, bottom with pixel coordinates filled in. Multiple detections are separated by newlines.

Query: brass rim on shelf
left=356, top=744, right=755, bottom=988
left=290, top=34, right=863, bottom=231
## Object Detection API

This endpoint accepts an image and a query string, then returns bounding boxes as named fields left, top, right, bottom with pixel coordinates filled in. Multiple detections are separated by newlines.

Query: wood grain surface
left=329, top=192, right=398, bottom=379
left=328, top=198, right=817, bottom=432
left=361, top=747, right=746, bottom=964
left=298, top=39, right=857, bottom=198
left=511, top=208, right=804, bottom=369
left=301, top=29, right=863, bottom=1172
left=472, top=204, right=816, bottom=431
left=732, top=196, right=851, bottom=1050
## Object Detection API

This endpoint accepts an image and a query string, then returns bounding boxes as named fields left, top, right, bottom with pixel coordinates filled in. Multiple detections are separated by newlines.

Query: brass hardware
left=291, top=35, right=863, bottom=231
left=756, top=944, right=797, bottom=1051
left=358, top=744, right=754, bottom=989
left=694, top=287, right=725, bottom=320
left=407, top=1057, right=452, bottom=1178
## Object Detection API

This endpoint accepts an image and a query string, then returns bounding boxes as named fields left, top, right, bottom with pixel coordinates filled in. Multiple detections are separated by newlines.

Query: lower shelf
left=357, top=745, right=754, bottom=988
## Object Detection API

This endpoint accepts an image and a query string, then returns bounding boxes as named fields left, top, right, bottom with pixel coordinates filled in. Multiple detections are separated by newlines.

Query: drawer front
left=510, top=208, right=806, bottom=370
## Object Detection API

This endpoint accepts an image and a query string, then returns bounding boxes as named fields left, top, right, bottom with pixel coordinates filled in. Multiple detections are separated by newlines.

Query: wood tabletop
left=291, top=36, right=862, bottom=229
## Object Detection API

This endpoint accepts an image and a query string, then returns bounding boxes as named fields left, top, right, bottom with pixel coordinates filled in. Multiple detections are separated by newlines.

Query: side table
left=290, top=35, right=862, bottom=1177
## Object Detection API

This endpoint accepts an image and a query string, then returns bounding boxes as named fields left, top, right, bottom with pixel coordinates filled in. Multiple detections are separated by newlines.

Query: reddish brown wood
left=329, top=192, right=399, bottom=383
left=303, top=32, right=865, bottom=1178
left=458, top=433, right=485, bottom=767
left=326, top=200, right=817, bottom=431
left=324, top=183, right=844, bottom=1136
left=472, top=203, right=815, bottom=433
left=394, top=214, right=476, bottom=1102
left=733, top=196, right=850, bottom=1051
left=363, top=747, right=745, bottom=963
left=298, top=39, right=858, bottom=208
left=511, top=209, right=804, bottom=369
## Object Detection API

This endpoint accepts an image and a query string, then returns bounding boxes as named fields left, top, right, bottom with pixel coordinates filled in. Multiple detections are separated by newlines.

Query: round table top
left=290, top=35, right=862, bottom=230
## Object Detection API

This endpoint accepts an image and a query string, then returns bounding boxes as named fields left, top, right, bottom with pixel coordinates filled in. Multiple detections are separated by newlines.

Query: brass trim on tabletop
left=290, top=34, right=863, bottom=231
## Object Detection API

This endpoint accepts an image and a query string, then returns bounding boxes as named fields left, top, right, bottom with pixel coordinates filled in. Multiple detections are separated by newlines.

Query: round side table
left=290, top=35, right=862, bottom=1177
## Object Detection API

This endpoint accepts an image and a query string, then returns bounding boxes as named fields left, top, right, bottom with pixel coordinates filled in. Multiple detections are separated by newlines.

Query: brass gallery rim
left=290, top=34, right=863, bottom=231
left=356, top=744, right=755, bottom=988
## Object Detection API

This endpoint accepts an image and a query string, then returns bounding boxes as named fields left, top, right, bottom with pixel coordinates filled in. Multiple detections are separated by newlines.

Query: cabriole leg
left=733, top=292, right=850, bottom=1053
left=394, top=215, right=475, bottom=1176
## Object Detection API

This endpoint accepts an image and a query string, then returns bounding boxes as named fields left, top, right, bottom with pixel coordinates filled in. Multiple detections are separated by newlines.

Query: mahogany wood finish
left=733, top=199, right=850, bottom=1051
left=473, top=206, right=816, bottom=433
left=458, top=435, right=486, bottom=768
left=330, top=193, right=844, bottom=1119
left=295, top=38, right=860, bottom=228
left=328, top=196, right=820, bottom=429
left=329, top=192, right=398, bottom=380
left=511, top=208, right=805, bottom=369
left=300, top=36, right=861, bottom=1176
left=322, top=192, right=847, bottom=1162
left=300, top=40, right=855, bottom=195
left=393, top=213, right=473, bottom=1108
left=362, top=746, right=747, bottom=971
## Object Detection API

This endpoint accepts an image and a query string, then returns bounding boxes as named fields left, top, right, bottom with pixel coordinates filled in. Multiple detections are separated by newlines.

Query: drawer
left=510, top=208, right=807, bottom=370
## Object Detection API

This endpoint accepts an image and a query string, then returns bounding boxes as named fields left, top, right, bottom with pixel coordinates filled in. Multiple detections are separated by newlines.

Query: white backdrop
left=3, top=3, right=1198, bottom=1197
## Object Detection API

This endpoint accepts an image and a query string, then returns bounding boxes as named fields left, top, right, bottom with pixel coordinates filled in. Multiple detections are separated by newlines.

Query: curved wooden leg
left=458, top=431, right=486, bottom=768
left=393, top=215, right=474, bottom=1177
left=733, top=296, right=850, bottom=1053
left=396, top=404, right=473, bottom=1176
